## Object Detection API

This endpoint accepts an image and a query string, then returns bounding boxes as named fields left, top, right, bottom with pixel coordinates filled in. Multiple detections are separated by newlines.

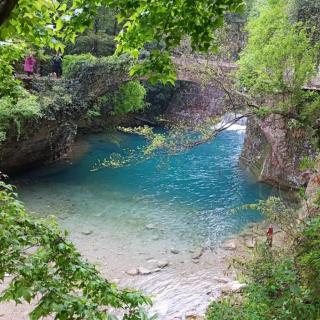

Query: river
left=12, top=127, right=273, bottom=319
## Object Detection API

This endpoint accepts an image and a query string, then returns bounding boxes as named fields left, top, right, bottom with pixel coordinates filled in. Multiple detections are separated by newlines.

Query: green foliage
left=129, top=50, right=177, bottom=85
left=0, top=0, right=246, bottom=90
left=0, top=89, right=42, bottom=142
left=238, top=0, right=320, bottom=148
left=92, top=80, right=147, bottom=118
left=0, top=0, right=102, bottom=51
left=297, top=216, right=320, bottom=299
left=111, top=81, right=147, bottom=115
left=95, top=118, right=221, bottom=169
left=86, top=105, right=102, bottom=119
left=65, top=7, right=117, bottom=57
left=0, top=182, right=151, bottom=319
left=0, top=42, right=27, bottom=98
left=63, top=54, right=132, bottom=79
left=66, top=32, right=115, bottom=57
left=299, top=156, right=318, bottom=171
left=253, top=106, right=272, bottom=118
left=237, top=0, right=319, bottom=128
left=289, top=0, right=320, bottom=46
left=113, top=0, right=245, bottom=69
left=62, top=53, right=97, bottom=77
left=0, top=130, right=6, bottom=143
left=238, top=0, right=316, bottom=97
left=206, top=197, right=320, bottom=320
left=299, top=94, right=320, bottom=125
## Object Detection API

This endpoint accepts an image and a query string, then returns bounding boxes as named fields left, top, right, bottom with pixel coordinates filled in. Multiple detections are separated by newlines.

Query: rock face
left=241, top=115, right=315, bottom=189
left=144, top=80, right=226, bottom=125
left=0, top=120, right=77, bottom=173
left=301, top=160, right=320, bottom=218
left=0, top=79, right=82, bottom=175
left=0, top=110, right=78, bottom=175
left=0, top=57, right=228, bottom=175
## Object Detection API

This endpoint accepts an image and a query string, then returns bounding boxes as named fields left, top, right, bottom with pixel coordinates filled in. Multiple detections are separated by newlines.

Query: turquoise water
left=14, top=128, right=275, bottom=318
left=16, top=129, right=272, bottom=250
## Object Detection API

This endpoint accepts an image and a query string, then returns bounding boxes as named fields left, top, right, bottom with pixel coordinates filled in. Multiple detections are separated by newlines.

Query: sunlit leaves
left=238, top=0, right=317, bottom=105
left=94, top=119, right=221, bottom=169
left=112, top=0, right=245, bottom=81
left=1, top=0, right=246, bottom=85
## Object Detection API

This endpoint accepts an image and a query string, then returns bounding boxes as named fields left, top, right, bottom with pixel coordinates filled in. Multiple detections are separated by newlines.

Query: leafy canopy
left=237, top=0, right=320, bottom=130
left=0, top=0, right=245, bottom=84
left=238, top=0, right=317, bottom=98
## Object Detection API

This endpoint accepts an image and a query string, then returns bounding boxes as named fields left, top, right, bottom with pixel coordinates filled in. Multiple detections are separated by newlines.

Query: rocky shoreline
left=0, top=219, right=283, bottom=320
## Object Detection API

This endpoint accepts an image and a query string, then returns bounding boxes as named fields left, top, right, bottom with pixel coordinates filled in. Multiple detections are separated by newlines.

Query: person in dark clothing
left=52, top=53, right=63, bottom=78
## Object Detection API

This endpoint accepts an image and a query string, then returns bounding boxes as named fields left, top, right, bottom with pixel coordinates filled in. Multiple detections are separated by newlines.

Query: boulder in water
left=185, top=311, right=203, bottom=320
left=213, top=277, right=229, bottom=284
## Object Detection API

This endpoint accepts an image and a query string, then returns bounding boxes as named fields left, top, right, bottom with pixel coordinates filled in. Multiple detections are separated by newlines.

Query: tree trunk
left=0, top=0, right=18, bottom=26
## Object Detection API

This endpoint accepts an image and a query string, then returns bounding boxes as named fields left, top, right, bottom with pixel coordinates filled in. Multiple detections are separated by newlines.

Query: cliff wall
left=241, top=115, right=315, bottom=190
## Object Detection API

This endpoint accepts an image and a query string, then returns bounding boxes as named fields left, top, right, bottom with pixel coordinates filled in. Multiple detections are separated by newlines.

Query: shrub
left=0, top=89, right=42, bottom=142
left=206, top=197, right=320, bottom=320
left=62, top=53, right=132, bottom=80
left=96, top=80, right=147, bottom=116
left=62, top=53, right=97, bottom=77
left=112, top=80, right=147, bottom=115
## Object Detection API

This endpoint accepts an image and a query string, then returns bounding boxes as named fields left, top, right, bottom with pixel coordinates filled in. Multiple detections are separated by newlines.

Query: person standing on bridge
left=24, top=53, right=36, bottom=77
left=52, top=52, right=63, bottom=78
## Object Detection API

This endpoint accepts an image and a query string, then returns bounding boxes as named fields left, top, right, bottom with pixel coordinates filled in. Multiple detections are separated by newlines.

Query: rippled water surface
left=14, top=129, right=273, bottom=319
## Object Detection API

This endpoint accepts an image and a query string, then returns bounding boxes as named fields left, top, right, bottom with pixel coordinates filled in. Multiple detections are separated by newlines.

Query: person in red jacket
left=266, top=224, right=273, bottom=247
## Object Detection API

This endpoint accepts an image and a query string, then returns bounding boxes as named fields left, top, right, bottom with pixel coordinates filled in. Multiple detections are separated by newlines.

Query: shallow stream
left=14, top=128, right=273, bottom=319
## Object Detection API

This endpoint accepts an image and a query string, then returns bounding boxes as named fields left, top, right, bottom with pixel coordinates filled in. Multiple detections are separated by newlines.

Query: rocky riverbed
left=0, top=220, right=286, bottom=320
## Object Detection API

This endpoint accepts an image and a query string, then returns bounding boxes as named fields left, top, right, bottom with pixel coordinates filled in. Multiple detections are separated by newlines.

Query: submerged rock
left=126, top=268, right=139, bottom=276
left=213, top=277, right=229, bottom=284
left=157, top=260, right=169, bottom=269
left=138, top=267, right=161, bottom=275
left=185, top=311, right=203, bottom=320
left=145, top=224, right=157, bottom=230
left=170, top=248, right=180, bottom=254
left=191, top=247, right=204, bottom=260
left=81, top=230, right=93, bottom=236
left=222, top=240, right=237, bottom=251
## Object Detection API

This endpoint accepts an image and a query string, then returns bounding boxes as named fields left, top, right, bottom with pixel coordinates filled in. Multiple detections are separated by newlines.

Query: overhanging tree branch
left=0, top=0, right=18, bottom=26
